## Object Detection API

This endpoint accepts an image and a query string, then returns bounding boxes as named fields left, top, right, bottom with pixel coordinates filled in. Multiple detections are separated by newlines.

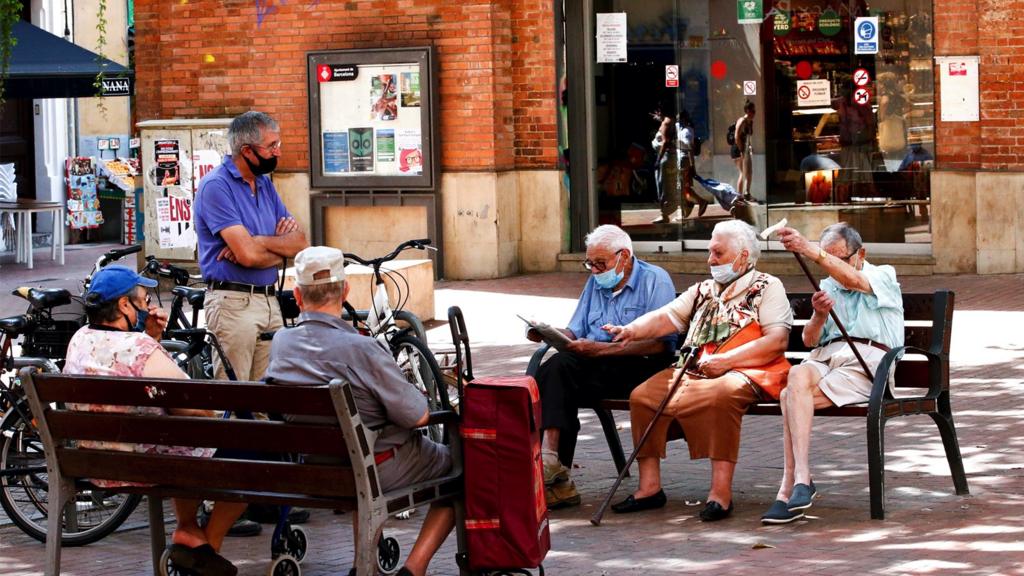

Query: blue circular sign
left=857, top=21, right=875, bottom=40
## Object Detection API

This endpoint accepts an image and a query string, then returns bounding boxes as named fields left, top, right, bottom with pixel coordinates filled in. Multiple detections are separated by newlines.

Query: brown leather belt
left=821, top=336, right=891, bottom=353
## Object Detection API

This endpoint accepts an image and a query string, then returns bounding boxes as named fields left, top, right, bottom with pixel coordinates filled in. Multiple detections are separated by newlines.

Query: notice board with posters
left=308, top=47, right=438, bottom=190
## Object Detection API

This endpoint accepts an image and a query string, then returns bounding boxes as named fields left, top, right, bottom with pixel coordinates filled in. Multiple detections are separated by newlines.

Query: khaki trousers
left=629, top=367, right=758, bottom=463
left=205, top=289, right=283, bottom=382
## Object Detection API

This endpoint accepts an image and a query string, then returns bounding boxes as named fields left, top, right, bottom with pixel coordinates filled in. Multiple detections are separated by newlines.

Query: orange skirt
left=629, top=367, right=758, bottom=463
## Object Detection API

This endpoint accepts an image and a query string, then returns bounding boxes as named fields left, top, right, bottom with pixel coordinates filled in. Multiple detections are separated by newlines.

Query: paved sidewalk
left=2, top=245, right=1023, bottom=575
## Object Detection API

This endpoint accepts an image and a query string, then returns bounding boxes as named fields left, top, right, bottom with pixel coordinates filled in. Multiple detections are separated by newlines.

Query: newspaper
left=517, top=315, right=572, bottom=353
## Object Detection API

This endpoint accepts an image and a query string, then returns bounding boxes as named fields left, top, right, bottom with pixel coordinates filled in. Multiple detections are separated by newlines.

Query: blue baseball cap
left=87, top=265, right=158, bottom=303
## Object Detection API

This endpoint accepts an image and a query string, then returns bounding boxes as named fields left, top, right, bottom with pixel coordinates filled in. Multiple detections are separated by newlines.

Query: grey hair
left=820, top=222, right=863, bottom=253
left=228, top=111, right=279, bottom=155
left=298, top=279, right=346, bottom=308
left=585, top=224, right=633, bottom=254
left=712, top=220, right=760, bottom=264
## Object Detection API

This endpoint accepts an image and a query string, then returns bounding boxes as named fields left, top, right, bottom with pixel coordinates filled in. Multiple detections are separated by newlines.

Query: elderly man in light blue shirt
left=528, top=224, right=676, bottom=509
left=764, top=222, right=904, bottom=524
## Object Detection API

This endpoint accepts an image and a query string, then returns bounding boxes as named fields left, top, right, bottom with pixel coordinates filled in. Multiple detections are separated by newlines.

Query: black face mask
left=243, top=147, right=278, bottom=175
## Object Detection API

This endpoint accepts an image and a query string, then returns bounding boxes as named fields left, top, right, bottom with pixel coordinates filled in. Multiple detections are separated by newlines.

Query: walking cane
left=761, top=219, right=875, bottom=382
left=591, top=347, right=699, bottom=526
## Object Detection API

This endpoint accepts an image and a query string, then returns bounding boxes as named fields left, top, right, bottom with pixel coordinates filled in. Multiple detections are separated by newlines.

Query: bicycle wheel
left=0, top=406, right=143, bottom=546
left=390, top=334, right=446, bottom=442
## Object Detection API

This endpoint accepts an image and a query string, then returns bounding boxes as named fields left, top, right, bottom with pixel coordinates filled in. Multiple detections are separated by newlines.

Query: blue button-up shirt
left=567, top=256, right=677, bottom=349
left=194, top=156, right=291, bottom=286
left=820, top=261, right=904, bottom=349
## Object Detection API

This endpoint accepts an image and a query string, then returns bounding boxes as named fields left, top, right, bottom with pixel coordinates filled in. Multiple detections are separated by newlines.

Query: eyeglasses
left=839, top=252, right=858, bottom=263
left=250, top=141, right=282, bottom=153
left=583, top=250, right=623, bottom=272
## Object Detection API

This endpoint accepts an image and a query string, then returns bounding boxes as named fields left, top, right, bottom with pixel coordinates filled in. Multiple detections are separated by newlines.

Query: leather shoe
left=611, top=490, right=666, bottom=514
left=699, top=500, right=733, bottom=522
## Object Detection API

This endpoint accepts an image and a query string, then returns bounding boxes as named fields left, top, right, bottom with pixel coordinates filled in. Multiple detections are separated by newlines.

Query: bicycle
left=0, top=245, right=146, bottom=545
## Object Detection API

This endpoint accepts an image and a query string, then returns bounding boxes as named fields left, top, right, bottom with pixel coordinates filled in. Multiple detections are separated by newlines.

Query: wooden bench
left=526, top=290, right=969, bottom=519
left=20, top=370, right=463, bottom=576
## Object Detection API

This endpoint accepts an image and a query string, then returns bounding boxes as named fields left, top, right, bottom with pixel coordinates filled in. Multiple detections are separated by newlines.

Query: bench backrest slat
left=31, top=375, right=338, bottom=417
left=47, top=411, right=348, bottom=457
left=56, top=448, right=356, bottom=498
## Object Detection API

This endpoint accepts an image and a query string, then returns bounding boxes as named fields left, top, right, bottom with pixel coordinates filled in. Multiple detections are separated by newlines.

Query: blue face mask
left=593, top=253, right=624, bottom=290
left=129, top=300, right=149, bottom=332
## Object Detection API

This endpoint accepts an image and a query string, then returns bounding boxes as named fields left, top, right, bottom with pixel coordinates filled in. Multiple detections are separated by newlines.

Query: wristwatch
left=817, top=248, right=828, bottom=263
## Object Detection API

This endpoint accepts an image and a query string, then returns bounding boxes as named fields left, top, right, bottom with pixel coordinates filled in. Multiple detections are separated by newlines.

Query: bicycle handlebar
left=144, top=256, right=192, bottom=286
left=343, top=238, right=433, bottom=268
left=99, top=245, right=142, bottom=267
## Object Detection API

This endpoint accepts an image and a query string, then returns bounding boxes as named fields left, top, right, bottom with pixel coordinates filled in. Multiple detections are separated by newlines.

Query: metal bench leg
left=355, top=506, right=384, bottom=576
left=866, top=414, right=887, bottom=520
left=595, top=409, right=629, bottom=476
left=148, top=496, right=166, bottom=576
left=930, top=393, right=969, bottom=496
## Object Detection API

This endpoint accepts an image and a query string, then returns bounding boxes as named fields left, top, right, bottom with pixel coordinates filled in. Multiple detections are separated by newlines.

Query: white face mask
left=710, top=261, right=742, bottom=284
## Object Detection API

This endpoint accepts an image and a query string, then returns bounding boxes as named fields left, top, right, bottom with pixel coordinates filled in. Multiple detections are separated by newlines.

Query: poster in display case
left=308, top=47, right=438, bottom=190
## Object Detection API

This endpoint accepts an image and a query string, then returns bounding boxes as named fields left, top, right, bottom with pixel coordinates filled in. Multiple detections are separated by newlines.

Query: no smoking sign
left=853, top=68, right=870, bottom=87
left=854, top=87, right=872, bottom=106
left=666, top=65, right=679, bottom=88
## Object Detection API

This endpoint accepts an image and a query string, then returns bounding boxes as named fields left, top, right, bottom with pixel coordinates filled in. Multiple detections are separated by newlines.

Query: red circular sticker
left=795, top=61, right=812, bottom=80
left=711, top=60, right=728, bottom=80
left=854, top=87, right=872, bottom=106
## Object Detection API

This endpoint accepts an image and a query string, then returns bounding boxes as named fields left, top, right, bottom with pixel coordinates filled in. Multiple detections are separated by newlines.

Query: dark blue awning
left=4, top=21, right=133, bottom=99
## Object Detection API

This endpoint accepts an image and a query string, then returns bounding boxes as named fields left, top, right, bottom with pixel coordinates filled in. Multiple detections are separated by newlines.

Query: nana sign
left=100, top=76, right=133, bottom=97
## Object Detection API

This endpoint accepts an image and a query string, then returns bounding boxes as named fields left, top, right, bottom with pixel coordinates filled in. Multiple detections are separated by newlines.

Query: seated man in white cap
left=265, top=246, right=453, bottom=576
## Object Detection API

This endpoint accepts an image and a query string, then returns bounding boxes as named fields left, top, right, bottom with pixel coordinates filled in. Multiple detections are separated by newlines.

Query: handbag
left=698, top=320, right=791, bottom=400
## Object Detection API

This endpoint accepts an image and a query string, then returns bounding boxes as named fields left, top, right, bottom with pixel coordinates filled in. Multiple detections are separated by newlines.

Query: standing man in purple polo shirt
left=194, top=111, right=308, bottom=383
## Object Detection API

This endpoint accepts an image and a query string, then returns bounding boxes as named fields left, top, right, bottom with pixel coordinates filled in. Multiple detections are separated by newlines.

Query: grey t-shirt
left=265, top=311, right=427, bottom=450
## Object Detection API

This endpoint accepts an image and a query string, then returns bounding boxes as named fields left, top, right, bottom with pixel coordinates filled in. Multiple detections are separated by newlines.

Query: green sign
left=773, top=9, right=791, bottom=36
left=819, top=8, right=841, bottom=37
left=738, top=0, right=762, bottom=25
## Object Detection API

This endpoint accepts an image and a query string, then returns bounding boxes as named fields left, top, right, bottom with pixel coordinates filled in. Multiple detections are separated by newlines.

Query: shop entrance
left=563, top=0, right=934, bottom=252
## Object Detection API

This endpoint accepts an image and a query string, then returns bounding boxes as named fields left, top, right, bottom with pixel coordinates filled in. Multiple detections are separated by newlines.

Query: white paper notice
left=796, top=79, right=831, bottom=107
left=596, top=13, right=628, bottom=63
left=155, top=195, right=197, bottom=250
left=937, top=56, right=980, bottom=122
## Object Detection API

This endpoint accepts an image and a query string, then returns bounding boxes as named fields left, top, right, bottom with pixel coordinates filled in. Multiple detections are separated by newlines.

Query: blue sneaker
left=787, top=481, right=817, bottom=511
left=761, top=500, right=805, bottom=524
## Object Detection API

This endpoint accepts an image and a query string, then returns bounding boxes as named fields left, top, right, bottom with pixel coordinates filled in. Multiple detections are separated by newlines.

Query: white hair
left=228, top=111, right=279, bottom=155
left=712, top=220, right=760, bottom=264
left=585, top=225, right=633, bottom=254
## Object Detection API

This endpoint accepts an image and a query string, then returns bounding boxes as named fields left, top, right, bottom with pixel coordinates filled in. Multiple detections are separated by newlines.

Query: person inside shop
left=530, top=224, right=677, bottom=509
left=733, top=100, right=756, bottom=201
left=603, top=220, right=793, bottom=522
left=194, top=110, right=309, bottom=530
left=64, top=266, right=245, bottom=576
left=650, top=105, right=681, bottom=224
left=265, top=246, right=454, bottom=576
left=762, top=223, right=903, bottom=524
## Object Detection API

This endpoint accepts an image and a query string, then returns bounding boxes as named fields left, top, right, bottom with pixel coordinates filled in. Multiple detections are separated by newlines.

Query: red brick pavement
left=2, top=261, right=1023, bottom=575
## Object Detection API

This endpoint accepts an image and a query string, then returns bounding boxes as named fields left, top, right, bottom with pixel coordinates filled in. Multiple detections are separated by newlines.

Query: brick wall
left=934, top=0, right=1024, bottom=170
left=134, top=0, right=558, bottom=172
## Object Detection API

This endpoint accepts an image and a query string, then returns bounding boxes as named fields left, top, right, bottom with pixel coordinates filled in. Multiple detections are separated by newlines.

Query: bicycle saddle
left=172, top=286, right=206, bottom=309
left=0, top=315, right=35, bottom=336
left=13, top=287, right=72, bottom=310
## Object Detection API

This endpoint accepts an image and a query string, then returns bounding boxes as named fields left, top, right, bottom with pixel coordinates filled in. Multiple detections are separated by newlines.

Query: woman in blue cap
left=63, top=265, right=244, bottom=576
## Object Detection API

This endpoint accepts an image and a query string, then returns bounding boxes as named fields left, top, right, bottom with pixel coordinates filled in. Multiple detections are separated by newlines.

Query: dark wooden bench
left=526, top=290, right=969, bottom=519
left=20, top=370, right=463, bottom=576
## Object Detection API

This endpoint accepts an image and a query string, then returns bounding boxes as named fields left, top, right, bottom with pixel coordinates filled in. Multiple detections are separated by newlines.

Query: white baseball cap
left=294, top=246, right=346, bottom=286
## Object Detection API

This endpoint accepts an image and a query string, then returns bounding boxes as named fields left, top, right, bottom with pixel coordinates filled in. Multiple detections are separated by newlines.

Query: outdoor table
left=0, top=200, right=65, bottom=269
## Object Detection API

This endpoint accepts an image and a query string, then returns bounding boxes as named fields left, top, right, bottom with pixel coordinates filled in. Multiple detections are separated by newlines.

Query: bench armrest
left=868, top=345, right=946, bottom=412
left=525, top=343, right=552, bottom=377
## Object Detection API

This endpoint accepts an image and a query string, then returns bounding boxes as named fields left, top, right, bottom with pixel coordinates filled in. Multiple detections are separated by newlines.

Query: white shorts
left=803, top=340, right=887, bottom=407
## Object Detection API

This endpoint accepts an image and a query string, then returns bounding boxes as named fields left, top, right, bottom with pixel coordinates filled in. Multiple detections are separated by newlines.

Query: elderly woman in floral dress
left=64, top=265, right=242, bottom=576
